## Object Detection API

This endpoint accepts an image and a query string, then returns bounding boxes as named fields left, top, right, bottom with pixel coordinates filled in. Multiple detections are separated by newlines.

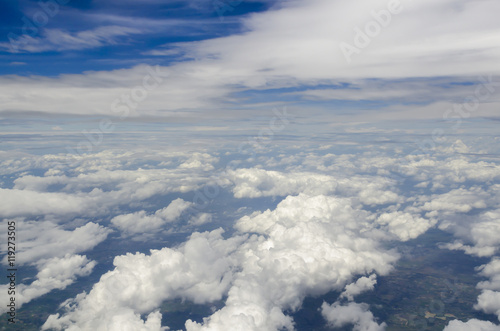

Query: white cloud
left=440, top=209, right=500, bottom=257
left=340, top=275, right=378, bottom=301
left=2, top=26, right=143, bottom=53
left=376, top=211, right=436, bottom=241
left=477, top=259, right=500, bottom=291
left=44, top=193, right=402, bottom=330
left=0, top=188, right=90, bottom=218
left=0, top=254, right=96, bottom=314
left=43, top=309, right=166, bottom=331
left=179, top=153, right=219, bottom=171
left=227, top=168, right=337, bottom=198
left=0, top=219, right=110, bottom=265
left=444, top=319, right=500, bottom=331
left=227, top=168, right=401, bottom=205
left=42, top=229, right=245, bottom=330
left=187, top=0, right=500, bottom=80
left=321, top=301, right=386, bottom=331
left=1, top=145, right=498, bottom=330
left=187, top=194, right=398, bottom=330
left=0, top=151, right=219, bottom=218
left=421, top=187, right=489, bottom=215
left=475, top=290, right=500, bottom=320
left=111, top=198, right=192, bottom=235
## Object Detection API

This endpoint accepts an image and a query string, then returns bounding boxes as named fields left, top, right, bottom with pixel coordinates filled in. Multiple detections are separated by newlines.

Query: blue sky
left=0, top=0, right=270, bottom=75
left=0, top=0, right=499, bottom=148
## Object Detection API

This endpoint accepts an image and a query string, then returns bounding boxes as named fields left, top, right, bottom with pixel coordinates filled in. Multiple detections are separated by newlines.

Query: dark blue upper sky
left=0, top=0, right=271, bottom=75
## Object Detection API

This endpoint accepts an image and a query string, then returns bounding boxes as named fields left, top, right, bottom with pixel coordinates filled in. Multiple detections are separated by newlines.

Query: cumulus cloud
left=42, top=229, right=245, bottom=330
left=444, top=319, right=500, bottom=331
left=376, top=211, right=436, bottom=241
left=340, top=275, right=378, bottom=301
left=187, top=194, right=398, bottom=330
left=421, top=187, right=489, bottom=216
left=475, top=290, right=500, bottom=320
left=436, top=210, right=500, bottom=327
left=179, top=153, right=219, bottom=171
left=111, top=198, right=192, bottom=235
left=2, top=145, right=498, bottom=330
left=477, top=259, right=500, bottom=291
left=440, top=209, right=500, bottom=257
left=321, top=301, right=386, bottom=331
left=0, top=219, right=110, bottom=265
left=227, top=168, right=401, bottom=205
left=0, top=151, right=218, bottom=218
left=44, top=193, right=402, bottom=330
left=0, top=218, right=109, bottom=317
left=0, top=188, right=91, bottom=218
left=0, top=254, right=96, bottom=314
left=227, top=168, right=337, bottom=198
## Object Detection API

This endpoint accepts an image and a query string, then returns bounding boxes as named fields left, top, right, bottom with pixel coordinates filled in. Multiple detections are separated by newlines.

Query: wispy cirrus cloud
left=1, top=25, right=143, bottom=53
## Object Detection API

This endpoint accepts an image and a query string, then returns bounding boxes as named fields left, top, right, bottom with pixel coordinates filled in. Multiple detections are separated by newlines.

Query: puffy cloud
left=0, top=188, right=91, bottom=218
left=468, top=211, right=500, bottom=254
left=42, top=229, right=245, bottom=330
left=45, top=193, right=401, bottom=330
left=0, top=219, right=110, bottom=265
left=227, top=168, right=337, bottom=198
left=321, top=301, right=386, bottom=331
left=43, top=310, right=166, bottom=331
left=227, top=168, right=401, bottom=205
left=439, top=210, right=500, bottom=327
left=477, top=259, right=500, bottom=291
left=188, top=212, right=213, bottom=226
left=440, top=209, right=500, bottom=257
left=111, top=198, right=192, bottom=235
left=0, top=254, right=96, bottom=314
left=187, top=194, right=398, bottom=330
left=376, top=211, right=436, bottom=241
left=444, top=319, right=500, bottom=331
left=179, top=153, right=219, bottom=171
left=0, top=151, right=219, bottom=219
left=443, top=241, right=498, bottom=258
left=421, top=187, right=489, bottom=215
left=475, top=290, right=500, bottom=320
left=3, top=145, right=497, bottom=330
left=0, top=217, right=109, bottom=317
left=340, top=275, right=378, bottom=301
